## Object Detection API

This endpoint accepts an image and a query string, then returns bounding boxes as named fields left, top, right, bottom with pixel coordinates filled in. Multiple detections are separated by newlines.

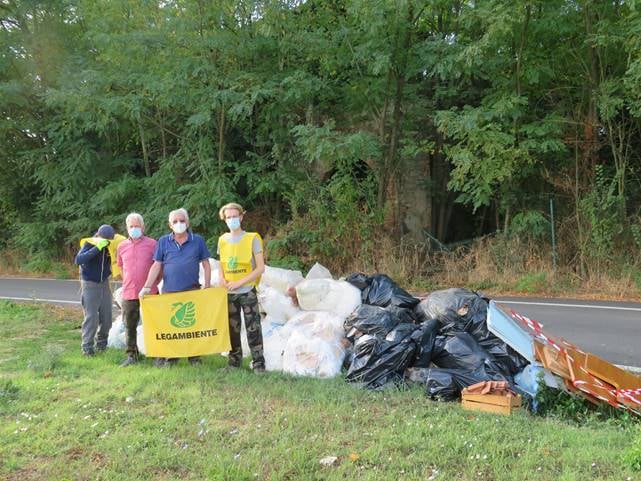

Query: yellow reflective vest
left=218, top=232, right=263, bottom=287
left=79, top=234, right=126, bottom=279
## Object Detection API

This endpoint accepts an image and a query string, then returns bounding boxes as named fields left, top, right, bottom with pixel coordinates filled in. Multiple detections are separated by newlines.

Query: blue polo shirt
left=153, top=232, right=211, bottom=293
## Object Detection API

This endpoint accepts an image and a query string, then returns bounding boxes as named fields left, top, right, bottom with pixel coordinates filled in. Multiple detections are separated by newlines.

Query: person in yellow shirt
left=217, top=202, right=265, bottom=372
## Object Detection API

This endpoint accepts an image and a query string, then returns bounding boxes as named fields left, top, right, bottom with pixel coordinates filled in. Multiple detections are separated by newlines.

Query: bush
left=515, top=272, right=547, bottom=293
left=625, top=426, right=641, bottom=471
left=22, top=253, right=54, bottom=274
left=509, top=210, right=550, bottom=239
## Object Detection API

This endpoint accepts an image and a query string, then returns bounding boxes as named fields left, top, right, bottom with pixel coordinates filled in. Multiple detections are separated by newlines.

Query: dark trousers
left=121, top=299, right=140, bottom=357
left=228, top=289, right=265, bottom=368
left=80, top=279, right=112, bottom=353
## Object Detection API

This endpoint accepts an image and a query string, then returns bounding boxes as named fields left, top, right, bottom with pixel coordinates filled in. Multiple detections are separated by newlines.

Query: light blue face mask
left=128, top=227, right=143, bottom=239
left=226, top=217, right=241, bottom=231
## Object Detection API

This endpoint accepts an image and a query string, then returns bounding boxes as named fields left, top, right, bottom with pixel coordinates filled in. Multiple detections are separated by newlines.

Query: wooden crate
left=461, top=393, right=522, bottom=415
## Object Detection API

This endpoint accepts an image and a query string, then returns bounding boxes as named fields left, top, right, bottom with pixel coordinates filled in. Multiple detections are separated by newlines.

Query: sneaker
left=95, top=346, right=107, bottom=354
left=188, top=357, right=202, bottom=366
left=120, top=356, right=138, bottom=367
left=253, top=366, right=266, bottom=374
left=82, top=350, right=95, bottom=357
left=166, top=358, right=179, bottom=367
left=153, top=358, right=168, bottom=368
left=221, top=364, right=240, bottom=372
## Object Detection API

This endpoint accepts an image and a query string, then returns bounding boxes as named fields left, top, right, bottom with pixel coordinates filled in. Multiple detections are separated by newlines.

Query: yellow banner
left=140, top=288, right=230, bottom=358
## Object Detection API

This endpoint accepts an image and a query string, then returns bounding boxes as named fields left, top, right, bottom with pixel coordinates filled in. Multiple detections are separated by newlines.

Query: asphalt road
left=1, top=277, right=640, bottom=367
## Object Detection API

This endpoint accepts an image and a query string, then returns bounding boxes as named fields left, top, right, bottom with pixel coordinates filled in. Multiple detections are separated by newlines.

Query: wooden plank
left=462, top=393, right=521, bottom=408
left=534, top=341, right=571, bottom=379
left=563, top=378, right=600, bottom=406
left=584, top=353, right=641, bottom=390
left=565, top=347, right=620, bottom=408
left=461, top=399, right=518, bottom=415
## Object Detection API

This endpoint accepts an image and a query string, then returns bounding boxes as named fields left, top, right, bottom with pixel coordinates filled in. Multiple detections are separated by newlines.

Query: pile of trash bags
left=106, top=259, right=641, bottom=414
left=107, top=262, right=529, bottom=399
left=256, top=265, right=536, bottom=401
left=342, top=283, right=528, bottom=399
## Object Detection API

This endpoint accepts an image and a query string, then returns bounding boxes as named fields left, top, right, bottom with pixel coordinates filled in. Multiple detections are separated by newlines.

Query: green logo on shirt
left=170, top=301, right=196, bottom=328
left=228, top=256, right=238, bottom=270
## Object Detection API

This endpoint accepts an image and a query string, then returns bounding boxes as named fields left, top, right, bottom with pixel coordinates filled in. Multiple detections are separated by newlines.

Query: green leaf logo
left=228, top=256, right=238, bottom=270
left=170, top=301, right=196, bottom=328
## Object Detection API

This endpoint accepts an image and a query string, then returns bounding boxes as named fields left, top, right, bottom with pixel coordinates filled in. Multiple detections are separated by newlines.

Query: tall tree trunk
left=138, top=117, right=151, bottom=177
left=575, top=125, right=586, bottom=278
left=157, top=110, right=167, bottom=161
left=382, top=1, right=413, bottom=234
left=401, top=152, right=432, bottom=241
left=582, top=2, right=600, bottom=181
left=218, top=107, right=225, bottom=172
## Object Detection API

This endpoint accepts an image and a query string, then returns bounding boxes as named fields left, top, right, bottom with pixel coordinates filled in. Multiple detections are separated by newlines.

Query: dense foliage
left=2, top=0, right=641, bottom=276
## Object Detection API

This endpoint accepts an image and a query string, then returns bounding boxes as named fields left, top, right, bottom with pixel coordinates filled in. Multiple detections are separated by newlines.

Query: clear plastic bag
left=281, top=311, right=347, bottom=378
left=259, top=265, right=304, bottom=294
left=295, top=279, right=362, bottom=320
left=305, top=262, right=333, bottom=280
left=257, top=286, right=301, bottom=324
left=107, top=315, right=126, bottom=349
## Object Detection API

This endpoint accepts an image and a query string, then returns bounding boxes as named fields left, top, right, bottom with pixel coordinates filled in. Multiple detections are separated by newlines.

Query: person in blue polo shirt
left=139, top=208, right=211, bottom=367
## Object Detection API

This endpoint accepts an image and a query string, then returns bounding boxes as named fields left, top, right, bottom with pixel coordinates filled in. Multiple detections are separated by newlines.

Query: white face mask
left=171, top=221, right=187, bottom=234
left=128, top=227, right=143, bottom=239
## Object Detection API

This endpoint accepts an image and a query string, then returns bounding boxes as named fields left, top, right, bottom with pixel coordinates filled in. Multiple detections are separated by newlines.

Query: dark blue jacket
left=74, top=242, right=112, bottom=283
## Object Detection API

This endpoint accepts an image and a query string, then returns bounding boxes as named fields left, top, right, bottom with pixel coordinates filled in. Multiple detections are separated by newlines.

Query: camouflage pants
left=227, top=289, right=264, bottom=369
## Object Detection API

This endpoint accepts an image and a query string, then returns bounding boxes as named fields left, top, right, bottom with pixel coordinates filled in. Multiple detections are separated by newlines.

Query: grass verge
left=0, top=300, right=639, bottom=480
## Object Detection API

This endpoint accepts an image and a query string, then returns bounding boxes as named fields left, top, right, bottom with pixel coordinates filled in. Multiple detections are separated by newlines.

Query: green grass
left=0, top=300, right=639, bottom=481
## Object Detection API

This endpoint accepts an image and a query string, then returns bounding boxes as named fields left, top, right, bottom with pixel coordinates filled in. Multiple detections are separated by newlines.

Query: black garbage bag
left=344, top=305, right=400, bottom=339
left=345, top=272, right=370, bottom=290
left=416, top=288, right=489, bottom=335
left=364, top=274, right=420, bottom=308
left=425, top=368, right=504, bottom=401
left=431, top=332, right=509, bottom=378
left=482, top=340, right=529, bottom=375
left=346, top=273, right=419, bottom=309
left=410, top=319, right=439, bottom=368
left=412, top=303, right=433, bottom=324
left=385, top=305, right=418, bottom=324
left=406, top=367, right=510, bottom=401
left=346, top=323, right=419, bottom=390
left=345, top=334, right=378, bottom=373
left=417, top=288, right=528, bottom=375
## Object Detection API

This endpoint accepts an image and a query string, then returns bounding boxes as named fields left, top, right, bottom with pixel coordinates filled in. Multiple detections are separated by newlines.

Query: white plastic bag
left=107, top=315, right=126, bottom=349
left=113, top=287, right=124, bottom=310
left=262, top=321, right=288, bottom=371
left=221, top=310, right=251, bottom=358
left=305, top=262, right=333, bottom=280
left=259, top=265, right=304, bottom=294
left=137, top=324, right=146, bottom=355
left=199, top=258, right=221, bottom=288
left=258, top=286, right=300, bottom=324
left=295, top=279, right=362, bottom=319
left=281, top=311, right=347, bottom=378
